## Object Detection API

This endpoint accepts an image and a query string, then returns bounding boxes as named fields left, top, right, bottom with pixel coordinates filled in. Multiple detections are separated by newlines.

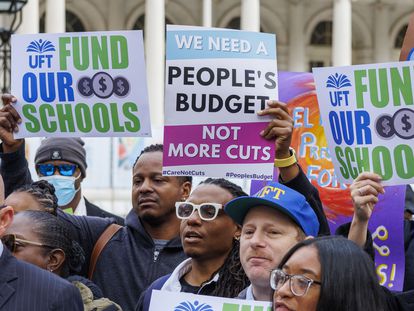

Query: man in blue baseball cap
left=225, top=181, right=320, bottom=302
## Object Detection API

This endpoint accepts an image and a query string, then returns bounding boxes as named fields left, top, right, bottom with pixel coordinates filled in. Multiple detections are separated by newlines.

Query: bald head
left=0, top=174, right=4, bottom=202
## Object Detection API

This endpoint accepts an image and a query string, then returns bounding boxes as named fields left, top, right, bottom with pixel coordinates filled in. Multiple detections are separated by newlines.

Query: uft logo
left=174, top=300, right=213, bottom=311
left=26, top=39, right=56, bottom=69
left=326, top=73, right=352, bottom=107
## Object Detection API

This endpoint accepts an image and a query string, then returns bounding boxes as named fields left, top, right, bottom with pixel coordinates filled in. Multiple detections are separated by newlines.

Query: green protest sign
left=11, top=31, right=151, bottom=138
left=313, top=62, right=414, bottom=186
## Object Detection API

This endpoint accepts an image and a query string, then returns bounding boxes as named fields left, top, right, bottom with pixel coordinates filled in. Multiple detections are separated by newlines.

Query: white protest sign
left=148, top=290, right=272, bottom=311
left=313, top=61, right=414, bottom=185
left=11, top=30, right=151, bottom=138
left=163, top=25, right=278, bottom=180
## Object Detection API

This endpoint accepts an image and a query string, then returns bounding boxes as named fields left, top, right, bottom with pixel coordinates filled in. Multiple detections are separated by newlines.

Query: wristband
left=274, top=148, right=297, bottom=168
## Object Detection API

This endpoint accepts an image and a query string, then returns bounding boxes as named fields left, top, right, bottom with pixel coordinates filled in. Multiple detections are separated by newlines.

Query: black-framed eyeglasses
left=1, top=234, right=55, bottom=253
left=270, top=269, right=321, bottom=297
left=36, top=163, right=78, bottom=177
left=175, top=202, right=223, bottom=221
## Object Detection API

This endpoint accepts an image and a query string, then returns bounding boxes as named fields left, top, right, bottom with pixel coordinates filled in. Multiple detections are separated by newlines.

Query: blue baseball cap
left=224, top=181, right=319, bottom=236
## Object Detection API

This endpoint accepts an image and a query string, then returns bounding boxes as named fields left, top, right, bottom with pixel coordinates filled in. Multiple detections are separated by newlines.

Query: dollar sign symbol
left=99, top=77, right=107, bottom=92
left=113, top=77, right=129, bottom=97
left=117, top=80, right=125, bottom=94
left=402, top=113, right=412, bottom=133
left=381, top=119, right=391, bottom=135
left=82, top=79, right=90, bottom=94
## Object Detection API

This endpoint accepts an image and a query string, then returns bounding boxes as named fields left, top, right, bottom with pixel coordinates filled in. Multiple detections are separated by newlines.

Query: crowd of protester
left=0, top=93, right=413, bottom=311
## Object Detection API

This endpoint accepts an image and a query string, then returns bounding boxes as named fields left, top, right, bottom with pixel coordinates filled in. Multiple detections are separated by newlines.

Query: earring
left=234, top=236, right=240, bottom=241
left=48, top=268, right=54, bottom=272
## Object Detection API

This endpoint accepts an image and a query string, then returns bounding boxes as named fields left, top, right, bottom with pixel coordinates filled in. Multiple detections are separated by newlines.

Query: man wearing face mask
left=0, top=134, right=124, bottom=224
left=36, top=138, right=123, bottom=222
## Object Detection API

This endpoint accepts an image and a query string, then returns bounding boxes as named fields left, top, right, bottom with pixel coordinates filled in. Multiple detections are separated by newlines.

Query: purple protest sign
left=163, top=25, right=277, bottom=179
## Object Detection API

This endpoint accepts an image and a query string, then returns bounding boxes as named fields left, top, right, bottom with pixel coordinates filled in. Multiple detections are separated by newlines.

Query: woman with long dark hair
left=272, top=236, right=388, bottom=311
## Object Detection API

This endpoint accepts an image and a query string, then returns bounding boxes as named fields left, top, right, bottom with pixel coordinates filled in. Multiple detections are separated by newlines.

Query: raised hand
left=0, top=94, right=23, bottom=152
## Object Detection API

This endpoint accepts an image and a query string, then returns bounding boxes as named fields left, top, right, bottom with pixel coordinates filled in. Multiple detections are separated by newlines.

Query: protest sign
left=11, top=30, right=151, bottom=138
left=148, top=290, right=271, bottom=311
left=313, top=62, right=414, bottom=186
left=252, top=72, right=405, bottom=291
left=163, top=25, right=277, bottom=179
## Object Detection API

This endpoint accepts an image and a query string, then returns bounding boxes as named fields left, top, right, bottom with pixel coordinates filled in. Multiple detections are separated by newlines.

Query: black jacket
left=85, top=198, right=124, bottom=225
left=0, top=142, right=124, bottom=225
left=0, top=247, right=83, bottom=310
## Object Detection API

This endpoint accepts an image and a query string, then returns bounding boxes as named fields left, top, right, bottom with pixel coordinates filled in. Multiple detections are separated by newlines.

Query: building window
left=132, top=15, right=173, bottom=32
left=226, top=17, right=241, bottom=29
left=395, top=24, right=408, bottom=48
left=310, top=21, right=332, bottom=46
left=225, top=16, right=264, bottom=31
left=308, top=61, right=325, bottom=72
left=39, top=11, right=86, bottom=33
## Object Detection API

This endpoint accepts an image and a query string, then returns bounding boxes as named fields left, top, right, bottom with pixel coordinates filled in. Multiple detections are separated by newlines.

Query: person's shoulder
left=4, top=256, right=82, bottom=309
left=237, top=287, right=248, bottom=299
left=15, top=258, right=81, bottom=297
left=58, top=208, right=113, bottom=230
left=151, top=274, right=172, bottom=290
left=84, top=198, right=125, bottom=225
left=15, top=257, right=66, bottom=285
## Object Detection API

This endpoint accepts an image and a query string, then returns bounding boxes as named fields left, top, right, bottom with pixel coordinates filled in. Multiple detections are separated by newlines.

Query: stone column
left=145, top=0, right=165, bottom=127
left=18, top=0, right=39, bottom=34
left=45, top=0, right=65, bottom=33
left=288, top=0, right=305, bottom=71
left=332, top=0, right=352, bottom=66
left=374, top=3, right=390, bottom=62
left=241, top=0, right=260, bottom=31
left=108, top=0, right=125, bottom=30
left=203, top=0, right=212, bottom=27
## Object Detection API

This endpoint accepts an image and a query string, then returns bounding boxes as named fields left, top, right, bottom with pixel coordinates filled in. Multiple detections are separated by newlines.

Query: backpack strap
left=88, top=224, right=122, bottom=280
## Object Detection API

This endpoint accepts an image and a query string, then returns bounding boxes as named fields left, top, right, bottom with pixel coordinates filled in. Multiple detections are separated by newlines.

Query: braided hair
left=133, top=143, right=192, bottom=184
left=13, top=180, right=58, bottom=215
left=198, top=178, right=250, bottom=297
left=17, top=210, right=85, bottom=277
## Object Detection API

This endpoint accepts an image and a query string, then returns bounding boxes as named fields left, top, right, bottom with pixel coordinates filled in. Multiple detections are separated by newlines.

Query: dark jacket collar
left=125, top=210, right=183, bottom=248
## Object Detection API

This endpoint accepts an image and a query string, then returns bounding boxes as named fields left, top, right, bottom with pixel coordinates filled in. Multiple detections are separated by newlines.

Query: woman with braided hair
left=136, top=178, right=250, bottom=311
left=4, top=181, right=122, bottom=310
left=3, top=210, right=122, bottom=310
left=4, top=180, right=58, bottom=214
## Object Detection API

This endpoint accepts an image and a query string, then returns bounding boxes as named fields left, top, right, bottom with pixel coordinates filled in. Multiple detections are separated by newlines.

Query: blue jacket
left=136, top=258, right=220, bottom=311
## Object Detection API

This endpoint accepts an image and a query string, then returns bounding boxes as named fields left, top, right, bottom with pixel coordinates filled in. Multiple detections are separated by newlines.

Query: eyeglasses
left=1, top=234, right=55, bottom=253
left=36, top=163, right=78, bottom=177
left=270, top=269, right=321, bottom=297
left=175, top=202, right=223, bottom=221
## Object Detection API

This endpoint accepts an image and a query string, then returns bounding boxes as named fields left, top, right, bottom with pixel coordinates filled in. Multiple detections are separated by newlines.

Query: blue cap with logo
left=224, top=181, right=320, bottom=236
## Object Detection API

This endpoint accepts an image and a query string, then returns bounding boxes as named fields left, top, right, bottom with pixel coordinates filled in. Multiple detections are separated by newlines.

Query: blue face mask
left=40, top=175, right=80, bottom=206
